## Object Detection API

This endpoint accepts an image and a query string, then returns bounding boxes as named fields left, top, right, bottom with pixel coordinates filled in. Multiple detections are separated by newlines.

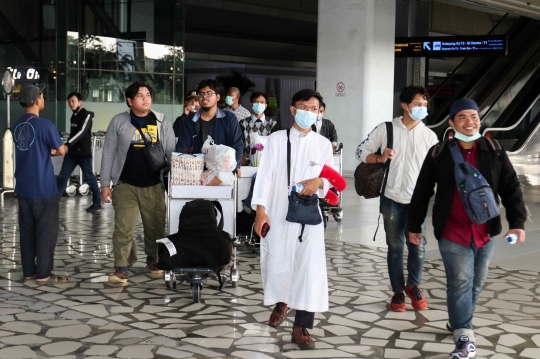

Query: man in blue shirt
left=12, top=84, right=67, bottom=283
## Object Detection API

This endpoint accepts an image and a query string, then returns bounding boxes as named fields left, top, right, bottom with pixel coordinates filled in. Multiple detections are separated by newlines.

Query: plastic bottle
left=506, top=233, right=518, bottom=244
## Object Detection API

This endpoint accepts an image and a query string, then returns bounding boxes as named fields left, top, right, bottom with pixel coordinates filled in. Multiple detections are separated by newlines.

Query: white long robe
left=251, top=127, right=334, bottom=312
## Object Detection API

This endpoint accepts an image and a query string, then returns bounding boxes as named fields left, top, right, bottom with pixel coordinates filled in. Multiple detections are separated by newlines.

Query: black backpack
left=354, top=122, right=393, bottom=199
left=157, top=199, right=233, bottom=270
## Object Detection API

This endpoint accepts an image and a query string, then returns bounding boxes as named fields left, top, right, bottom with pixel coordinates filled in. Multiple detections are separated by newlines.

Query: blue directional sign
left=395, top=36, right=507, bottom=57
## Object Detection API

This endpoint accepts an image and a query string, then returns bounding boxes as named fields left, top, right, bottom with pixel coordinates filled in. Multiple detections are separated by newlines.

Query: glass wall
left=66, top=31, right=184, bottom=130
left=0, top=0, right=184, bottom=134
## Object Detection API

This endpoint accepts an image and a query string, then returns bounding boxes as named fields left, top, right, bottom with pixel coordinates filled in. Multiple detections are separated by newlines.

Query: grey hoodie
left=100, top=109, right=175, bottom=188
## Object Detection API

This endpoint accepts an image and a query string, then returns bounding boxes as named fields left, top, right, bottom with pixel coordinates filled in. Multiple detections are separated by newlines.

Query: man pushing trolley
left=253, top=89, right=338, bottom=350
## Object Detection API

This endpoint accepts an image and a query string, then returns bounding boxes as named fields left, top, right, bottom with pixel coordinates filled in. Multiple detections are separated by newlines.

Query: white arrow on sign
left=423, top=42, right=431, bottom=50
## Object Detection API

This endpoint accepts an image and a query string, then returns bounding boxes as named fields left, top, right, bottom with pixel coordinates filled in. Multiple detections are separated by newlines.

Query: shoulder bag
left=284, top=129, right=322, bottom=242
left=136, top=127, right=168, bottom=172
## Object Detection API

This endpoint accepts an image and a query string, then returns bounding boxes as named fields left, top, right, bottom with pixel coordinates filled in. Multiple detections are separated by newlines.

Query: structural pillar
left=317, top=0, right=396, bottom=173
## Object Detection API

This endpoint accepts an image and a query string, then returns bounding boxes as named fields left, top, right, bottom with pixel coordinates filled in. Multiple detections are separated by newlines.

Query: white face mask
left=453, top=130, right=481, bottom=142
left=407, top=106, right=428, bottom=121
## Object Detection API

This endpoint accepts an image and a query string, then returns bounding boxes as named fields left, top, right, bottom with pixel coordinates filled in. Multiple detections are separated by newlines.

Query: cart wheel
left=78, top=183, right=90, bottom=196
left=164, top=271, right=171, bottom=289
left=66, top=185, right=77, bottom=197
left=191, top=283, right=202, bottom=303
left=334, top=209, right=343, bottom=222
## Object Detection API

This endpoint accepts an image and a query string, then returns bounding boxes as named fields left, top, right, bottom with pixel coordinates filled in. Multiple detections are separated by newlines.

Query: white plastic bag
left=249, top=133, right=268, bottom=167
left=202, top=136, right=237, bottom=171
left=200, top=170, right=236, bottom=186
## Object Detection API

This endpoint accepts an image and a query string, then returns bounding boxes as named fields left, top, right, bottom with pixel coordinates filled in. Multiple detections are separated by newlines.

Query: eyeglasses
left=197, top=91, right=216, bottom=98
left=135, top=93, right=151, bottom=99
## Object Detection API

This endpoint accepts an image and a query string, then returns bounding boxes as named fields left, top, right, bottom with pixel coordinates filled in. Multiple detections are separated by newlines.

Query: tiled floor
left=1, top=179, right=540, bottom=358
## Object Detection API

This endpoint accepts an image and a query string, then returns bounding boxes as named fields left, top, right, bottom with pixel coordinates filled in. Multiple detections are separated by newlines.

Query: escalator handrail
left=478, top=41, right=540, bottom=129
left=429, top=24, right=540, bottom=131
left=482, top=93, right=540, bottom=136
left=429, top=13, right=510, bottom=100
left=507, top=117, right=540, bottom=154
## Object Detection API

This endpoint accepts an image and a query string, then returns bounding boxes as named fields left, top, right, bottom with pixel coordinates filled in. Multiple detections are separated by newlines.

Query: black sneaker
left=86, top=205, right=102, bottom=212
left=451, top=335, right=476, bottom=359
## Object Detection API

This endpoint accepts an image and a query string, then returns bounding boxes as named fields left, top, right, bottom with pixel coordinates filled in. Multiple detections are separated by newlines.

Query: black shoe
left=86, top=205, right=102, bottom=212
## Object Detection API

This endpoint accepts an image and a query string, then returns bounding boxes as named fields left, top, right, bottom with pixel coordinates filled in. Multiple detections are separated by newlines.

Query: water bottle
left=292, top=184, right=305, bottom=193
left=506, top=233, right=518, bottom=244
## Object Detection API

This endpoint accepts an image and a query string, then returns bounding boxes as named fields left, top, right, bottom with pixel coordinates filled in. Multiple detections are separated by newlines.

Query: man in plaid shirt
left=224, top=87, right=251, bottom=122
left=239, top=92, right=279, bottom=165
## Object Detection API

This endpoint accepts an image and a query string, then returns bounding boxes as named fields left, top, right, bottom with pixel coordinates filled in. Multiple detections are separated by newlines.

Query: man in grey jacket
left=100, top=82, right=175, bottom=283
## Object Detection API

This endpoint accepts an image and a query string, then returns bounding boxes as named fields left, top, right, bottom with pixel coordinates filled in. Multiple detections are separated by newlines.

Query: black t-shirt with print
left=120, top=112, right=161, bottom=187
left=200, top=117, right=215, bottom=144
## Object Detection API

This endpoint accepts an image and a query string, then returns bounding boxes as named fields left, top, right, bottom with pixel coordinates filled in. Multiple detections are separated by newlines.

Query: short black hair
left=19, top=102, right=35, bottom=108
left=399, top=86, right=429, bottom=104
left=197, top=79, right=222, bottom=96
left=291, top=89, right=323, bottom=107
left=67, top=92, right=82, bottom=101
left=320, top=101, right=326, bottom=109
left=125, top=82, right=154, bottom=108
left=250, top=91, right=268, bottom=103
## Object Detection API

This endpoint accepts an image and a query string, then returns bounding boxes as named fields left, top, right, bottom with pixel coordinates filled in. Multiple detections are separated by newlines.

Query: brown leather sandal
left=291, top=326, right=316, bottom=350
left=268, top=302, right=288, bottom=327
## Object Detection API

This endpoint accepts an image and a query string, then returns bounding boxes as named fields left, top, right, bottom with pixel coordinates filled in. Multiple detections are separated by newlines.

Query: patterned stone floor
left=0, top=194, right=540, bottom=358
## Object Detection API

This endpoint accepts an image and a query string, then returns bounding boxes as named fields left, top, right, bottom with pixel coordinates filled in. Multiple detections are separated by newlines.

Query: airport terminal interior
left=3, top=0, right=540, bottom=358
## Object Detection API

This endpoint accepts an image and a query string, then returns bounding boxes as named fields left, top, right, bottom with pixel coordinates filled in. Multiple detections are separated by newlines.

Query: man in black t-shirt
left=100, top=82, right=176, bottom=283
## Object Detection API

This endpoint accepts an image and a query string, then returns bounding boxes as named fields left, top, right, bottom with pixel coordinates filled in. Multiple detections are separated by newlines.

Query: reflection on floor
left=0, top=181, right=540, bottom=358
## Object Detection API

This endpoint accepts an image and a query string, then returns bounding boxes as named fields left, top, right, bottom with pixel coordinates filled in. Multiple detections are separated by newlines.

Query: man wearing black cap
left=12, top=84, right=68, bottom=283
left=56, top=92, right=101, bottom=212
left=408, top=98, right=527, bottom=359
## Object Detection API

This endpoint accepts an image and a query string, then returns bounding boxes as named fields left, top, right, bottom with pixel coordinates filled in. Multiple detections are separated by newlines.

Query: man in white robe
left=252, top=89, right=334, bottom=350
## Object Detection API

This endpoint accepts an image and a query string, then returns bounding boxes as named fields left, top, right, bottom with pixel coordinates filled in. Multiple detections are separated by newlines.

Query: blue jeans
left=438, top=237, right=495, bottom=343
left=381, top=196, right=426, bottom=292
left=57, top=153, right=101, bottom=206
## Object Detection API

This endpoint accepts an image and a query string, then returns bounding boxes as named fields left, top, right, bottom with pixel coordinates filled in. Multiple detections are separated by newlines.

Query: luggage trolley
left=236, top=166, right=260, bottom=249
left=165, top=180, right=239, bottom=303
left=91, top=131, right=106, bottom=188
left=323, top=143, right=344, bottom=223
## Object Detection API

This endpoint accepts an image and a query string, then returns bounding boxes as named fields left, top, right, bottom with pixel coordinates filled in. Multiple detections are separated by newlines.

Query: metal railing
left=482, top=93, right=540, bottom=136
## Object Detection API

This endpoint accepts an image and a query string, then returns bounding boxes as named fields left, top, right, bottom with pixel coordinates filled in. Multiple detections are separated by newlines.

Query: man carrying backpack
left=408, top=98, right=526, bottom=359
left=355, top=86, right=438, bottom=312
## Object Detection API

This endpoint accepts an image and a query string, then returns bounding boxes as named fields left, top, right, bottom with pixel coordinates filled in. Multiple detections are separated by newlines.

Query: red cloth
left=441, top=141, right=490, bottom=248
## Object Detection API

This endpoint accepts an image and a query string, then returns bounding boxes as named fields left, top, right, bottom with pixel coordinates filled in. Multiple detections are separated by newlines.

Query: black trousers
left=18, top=195, right=59, bottom=279
left=294, top=310, right=315, bottom=329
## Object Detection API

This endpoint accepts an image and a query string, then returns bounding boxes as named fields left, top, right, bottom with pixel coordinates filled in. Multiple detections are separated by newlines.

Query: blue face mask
left=225, top=96, right=234, bottom=106
left=252, top=103, right=266, bottom=114
left=294, top=109, right=318, bottom=129
left=453, top=130, right=481, bottom=142
left=408, top=106, right=428, bottom=121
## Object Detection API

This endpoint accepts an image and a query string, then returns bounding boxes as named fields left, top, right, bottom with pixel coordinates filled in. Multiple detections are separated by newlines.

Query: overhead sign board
left=395, top=36, right=507, bottom=57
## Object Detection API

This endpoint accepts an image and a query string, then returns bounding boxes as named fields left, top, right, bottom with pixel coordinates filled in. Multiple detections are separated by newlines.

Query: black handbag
left=284, top=129, right=322, bottom=242
left=136, top=127, right=168, bottom=172
left=354, top=122, right=393, bottom=199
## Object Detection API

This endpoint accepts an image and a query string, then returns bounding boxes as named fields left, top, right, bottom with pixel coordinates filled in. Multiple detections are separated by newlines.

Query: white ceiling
left=446, top=0, right=540, bottom=20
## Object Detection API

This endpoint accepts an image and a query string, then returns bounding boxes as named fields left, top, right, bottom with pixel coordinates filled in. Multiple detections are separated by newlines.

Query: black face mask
left=72, top=106, right=80, bottom=114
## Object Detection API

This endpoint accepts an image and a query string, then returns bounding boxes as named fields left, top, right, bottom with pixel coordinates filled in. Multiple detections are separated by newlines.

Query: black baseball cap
left=19, top=84, right=46, bottom=105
